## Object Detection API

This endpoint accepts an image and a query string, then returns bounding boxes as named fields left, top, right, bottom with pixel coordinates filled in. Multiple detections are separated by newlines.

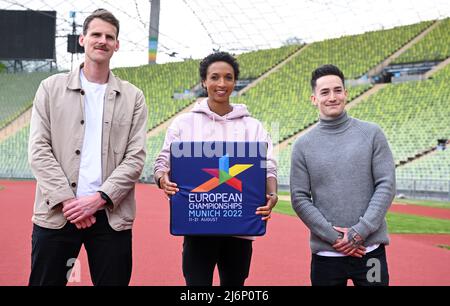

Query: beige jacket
left=28, top=64, right=147, bottom=230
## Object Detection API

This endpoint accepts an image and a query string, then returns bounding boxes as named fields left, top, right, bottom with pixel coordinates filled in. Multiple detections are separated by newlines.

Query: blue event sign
left=170, top=142, right=267, bottom=236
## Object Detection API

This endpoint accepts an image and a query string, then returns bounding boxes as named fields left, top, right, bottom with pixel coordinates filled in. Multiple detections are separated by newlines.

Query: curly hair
left=199, top=51, right=240, bottom=81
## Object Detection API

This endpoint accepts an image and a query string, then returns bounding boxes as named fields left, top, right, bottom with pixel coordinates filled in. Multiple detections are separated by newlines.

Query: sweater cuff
left=324, top=226, right=341, bottom=244
left=352, top=220, right=372, bottom=240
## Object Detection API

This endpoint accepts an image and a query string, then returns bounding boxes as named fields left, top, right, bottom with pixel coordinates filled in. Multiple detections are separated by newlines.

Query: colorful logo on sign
left=192, top=154, right=253, bottom=192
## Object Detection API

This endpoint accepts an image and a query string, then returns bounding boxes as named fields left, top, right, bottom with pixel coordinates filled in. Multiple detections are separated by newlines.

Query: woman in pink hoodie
left=154, top=52, right=278, bottom=286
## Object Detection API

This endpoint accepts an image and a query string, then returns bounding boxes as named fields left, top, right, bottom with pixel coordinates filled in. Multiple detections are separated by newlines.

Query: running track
left=0, top=180, right=449, bottom=286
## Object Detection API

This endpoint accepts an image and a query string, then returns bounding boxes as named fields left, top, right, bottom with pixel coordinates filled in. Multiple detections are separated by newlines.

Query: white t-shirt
left=76, top=70, right=107, bottom=198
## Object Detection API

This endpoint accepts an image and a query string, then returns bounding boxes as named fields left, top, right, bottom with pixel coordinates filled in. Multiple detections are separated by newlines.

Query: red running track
left=0, top=180, right=449, bottom=286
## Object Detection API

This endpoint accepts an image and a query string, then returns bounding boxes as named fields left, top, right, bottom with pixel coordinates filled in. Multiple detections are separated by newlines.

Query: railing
left=276, top=175, right=450, bottom=201
left=396, top=178, right=450, bottom=201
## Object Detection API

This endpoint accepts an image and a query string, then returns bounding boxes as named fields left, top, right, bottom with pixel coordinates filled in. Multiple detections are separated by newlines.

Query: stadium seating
left=236, top=45, right=301, bottom=79
left=397, top=148, right=450, bottom=181
left=232, top=21, right=431, bottom=142
left=348, top=64, right=450, bottom=164
left=112, top=45, right=303, bottom=132
left=396, top=145, right=450, bottom=194
left=393, top=18, right=450, bottom=64
left=0, top=72, right=53, bottom=129
left=275, top=145, right=292, bottom=186
left=113, top=60, right=200, bottom=131
left=142, top=130, right=167, bottom=181
left=0, top=125, right=31, bottom=178
left=276, top=59, right=450, bottom=186
left=1, top=19, right=448, bottom=192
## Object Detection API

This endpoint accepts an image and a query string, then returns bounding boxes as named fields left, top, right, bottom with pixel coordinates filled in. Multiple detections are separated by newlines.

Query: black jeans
left=29, top=210, right=132, bottom=286
left=311, top=244, right=389, bottom=286
left=182, top=236, right=253, bottom=286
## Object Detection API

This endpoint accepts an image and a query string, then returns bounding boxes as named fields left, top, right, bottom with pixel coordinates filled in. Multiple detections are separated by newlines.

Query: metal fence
left=396, top=178, right=450, bottom=201
left=278, top=175, right=450, bottom=201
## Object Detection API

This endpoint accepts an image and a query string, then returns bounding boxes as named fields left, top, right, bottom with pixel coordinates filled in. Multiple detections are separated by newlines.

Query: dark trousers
left=311, top=244, right=389, bottom=286
left=182, top=236, right=253, bottom=286
left=29, top=210, right=132, bottom=286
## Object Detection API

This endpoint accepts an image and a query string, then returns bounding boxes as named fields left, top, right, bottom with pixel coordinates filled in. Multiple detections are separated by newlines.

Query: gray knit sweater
left=290, top=111, right=396, bottom=254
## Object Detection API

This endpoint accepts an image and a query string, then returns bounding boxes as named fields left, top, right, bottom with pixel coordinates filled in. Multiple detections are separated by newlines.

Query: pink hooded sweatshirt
left=154, top=98, right=277, bottom=181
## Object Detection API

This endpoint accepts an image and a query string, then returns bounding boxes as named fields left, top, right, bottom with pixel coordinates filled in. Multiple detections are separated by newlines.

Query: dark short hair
left=311, top=64, right=345, bottom=91
left=83, top=9, right=120, bottom=38
left=199, top=51, right=240, bottom=81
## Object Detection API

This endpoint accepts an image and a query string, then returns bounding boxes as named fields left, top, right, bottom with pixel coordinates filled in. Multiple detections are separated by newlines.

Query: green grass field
left=393, top=198, right=450, bottom=209
left=273, top=200, right=296, bottom=217
left=387, top=212, right=450, bottom=234
left=273, top=199, right=450, bottom=234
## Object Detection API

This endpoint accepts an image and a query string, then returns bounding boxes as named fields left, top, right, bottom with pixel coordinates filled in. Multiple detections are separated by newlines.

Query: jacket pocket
left=117, top=203, right=135, bottom=222
left=110, top=120, right=132, bottom=154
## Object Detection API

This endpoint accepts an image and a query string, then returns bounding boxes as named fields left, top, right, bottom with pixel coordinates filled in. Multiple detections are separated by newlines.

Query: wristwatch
left=157, top=176, right=163, bottom=189
left=98, top=191, right=112, bottom=206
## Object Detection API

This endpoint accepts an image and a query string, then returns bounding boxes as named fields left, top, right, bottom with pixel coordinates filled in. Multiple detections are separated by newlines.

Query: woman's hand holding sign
left=256, top=193, right=278, bottom=221
left=160, top=172, right=179, bottom=196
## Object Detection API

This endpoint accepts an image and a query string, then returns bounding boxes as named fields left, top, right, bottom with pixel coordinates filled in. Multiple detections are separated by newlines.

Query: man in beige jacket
left=28, top=9, right=147, bottom=286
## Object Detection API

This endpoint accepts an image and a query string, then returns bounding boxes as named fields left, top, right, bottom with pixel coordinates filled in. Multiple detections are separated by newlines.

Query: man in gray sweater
left=290, top=64, right=396, bottom=286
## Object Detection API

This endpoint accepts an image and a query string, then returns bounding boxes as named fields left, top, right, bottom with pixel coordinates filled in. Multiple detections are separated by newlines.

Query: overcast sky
left=1, top=0, right=449, bottom=70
